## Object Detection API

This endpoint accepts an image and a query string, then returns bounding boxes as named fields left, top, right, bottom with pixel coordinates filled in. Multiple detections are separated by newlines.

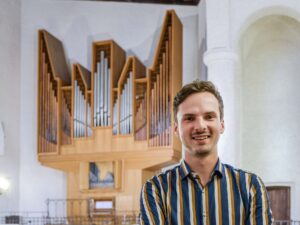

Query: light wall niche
left=240, top=15, right=300, bottom=220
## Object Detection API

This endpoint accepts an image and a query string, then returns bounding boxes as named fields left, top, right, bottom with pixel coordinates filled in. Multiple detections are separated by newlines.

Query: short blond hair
left=173, top=80, right=224, bottom=121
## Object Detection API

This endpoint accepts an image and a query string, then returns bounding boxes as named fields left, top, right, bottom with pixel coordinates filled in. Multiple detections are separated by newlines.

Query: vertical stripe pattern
left=140, top=160, right=273, bottom=225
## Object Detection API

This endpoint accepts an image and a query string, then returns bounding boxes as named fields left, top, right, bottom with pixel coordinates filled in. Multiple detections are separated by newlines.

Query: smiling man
left=140, top=80, right=273, bottom=225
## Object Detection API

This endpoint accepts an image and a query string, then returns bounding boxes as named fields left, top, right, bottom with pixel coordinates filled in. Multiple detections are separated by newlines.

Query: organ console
left=37, top=10, right=182, bottom=216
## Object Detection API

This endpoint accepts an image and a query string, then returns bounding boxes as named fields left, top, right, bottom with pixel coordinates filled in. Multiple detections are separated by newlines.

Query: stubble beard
left=191, top=147, right=212, bottom=158
left=183, top=142, right=213, bottom=159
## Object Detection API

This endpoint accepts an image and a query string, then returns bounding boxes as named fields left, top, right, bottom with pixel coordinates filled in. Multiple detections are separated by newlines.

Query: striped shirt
left=140, top=159, right=273, bottom=225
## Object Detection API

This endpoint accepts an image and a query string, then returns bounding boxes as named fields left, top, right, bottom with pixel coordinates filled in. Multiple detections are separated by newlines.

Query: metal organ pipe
left=119, top=72, right=133, bottom=135
left=93, top=51, right=111, bottom=128
left=100, top=51, right=104, bottom=126
left=73, top=79, right=88, bottom=138
left=113, top=99, right=118, bottom=135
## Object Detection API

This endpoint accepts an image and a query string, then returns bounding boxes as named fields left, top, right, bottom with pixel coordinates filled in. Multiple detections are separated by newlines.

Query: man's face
left=174, top=92, right=224, bottom=157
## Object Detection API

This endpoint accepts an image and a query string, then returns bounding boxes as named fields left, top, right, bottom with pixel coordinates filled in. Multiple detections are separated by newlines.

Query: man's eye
left=184, top=116, right=194, bottom=121
left=205, top=114, right=214, bottom=120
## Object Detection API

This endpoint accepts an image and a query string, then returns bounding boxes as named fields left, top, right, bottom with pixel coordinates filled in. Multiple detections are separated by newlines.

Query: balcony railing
left=0, top=215, right=140, bottom=225
left=0, top=214, right=300, bottom=225
left=1, top=198, right=298, bottom=225
left=273, top=221, right=300, bottom=225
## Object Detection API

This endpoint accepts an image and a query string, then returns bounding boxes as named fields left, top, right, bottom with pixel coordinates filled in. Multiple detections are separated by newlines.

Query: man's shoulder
left=222, top=162, right=260, bottom=179
left=145, top=163, right=181, bottom=184
left=222, top=163, right=267, bottom=192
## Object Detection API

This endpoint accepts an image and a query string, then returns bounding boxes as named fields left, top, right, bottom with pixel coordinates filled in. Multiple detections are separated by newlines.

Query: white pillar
left=0, top=122, right=5, bottom=155
left=204, top=48, right=241, bottom=167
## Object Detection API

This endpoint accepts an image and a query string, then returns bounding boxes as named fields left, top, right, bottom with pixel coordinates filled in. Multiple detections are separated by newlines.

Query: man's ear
left=220, top=120, right=225, bottom=134
left=174, top=121, right=179, bottom=137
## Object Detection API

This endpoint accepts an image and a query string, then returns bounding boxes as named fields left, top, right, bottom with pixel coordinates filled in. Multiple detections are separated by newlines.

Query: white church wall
left=0, top=0, right=21, bottom=211
left=231, top=1, right=300, bottom=51
left=204, top=0, right=300, bottom=219
left=240, top=15, right=300, bottom=221
left=19, top=0, right=198, bottom=212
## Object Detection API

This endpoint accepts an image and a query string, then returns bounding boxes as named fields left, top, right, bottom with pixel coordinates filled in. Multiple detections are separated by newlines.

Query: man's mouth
left=192, top=134, right=210, bottom=140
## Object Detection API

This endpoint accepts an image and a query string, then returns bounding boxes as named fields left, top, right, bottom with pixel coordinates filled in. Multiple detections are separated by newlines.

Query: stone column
left=204, top=47, right=241, bottom=167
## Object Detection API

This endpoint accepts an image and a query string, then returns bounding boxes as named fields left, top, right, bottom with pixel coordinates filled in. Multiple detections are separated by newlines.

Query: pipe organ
left=149, top=22, right=172, bottom=147
left=38, top=10, right=182, bottom=216
left=72, top=64, right=92, bottom=138
left=118, top=57, right=146, bottom=136
left=38, top=30, right=70, bottom=153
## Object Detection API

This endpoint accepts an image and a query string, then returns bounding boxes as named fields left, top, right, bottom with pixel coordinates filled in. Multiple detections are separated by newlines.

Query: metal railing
left=1, top=215, right=300, bottom=225
left=2, top=198, right=299, bottom=225
left=273, top=221, right=300, bottom=225
left=46, top=198, right=87, bottom=217
left=0, top=215, right=140, bottom=225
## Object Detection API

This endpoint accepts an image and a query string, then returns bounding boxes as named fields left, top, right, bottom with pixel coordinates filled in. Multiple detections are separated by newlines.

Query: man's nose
left=194, top=117, right=206, bottom=131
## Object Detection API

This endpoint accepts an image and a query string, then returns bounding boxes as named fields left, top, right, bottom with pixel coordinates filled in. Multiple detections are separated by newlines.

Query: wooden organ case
left=37, top=10, right=182, bottom=216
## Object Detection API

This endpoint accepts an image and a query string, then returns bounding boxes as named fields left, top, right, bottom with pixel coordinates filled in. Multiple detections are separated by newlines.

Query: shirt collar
left=179, top=160, right=192, bottom=179
left=179, top=158, right=224, bottom=180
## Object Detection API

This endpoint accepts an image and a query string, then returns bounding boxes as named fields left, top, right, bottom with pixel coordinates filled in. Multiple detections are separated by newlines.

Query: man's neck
left=184, top=152, right=219, bottom=187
